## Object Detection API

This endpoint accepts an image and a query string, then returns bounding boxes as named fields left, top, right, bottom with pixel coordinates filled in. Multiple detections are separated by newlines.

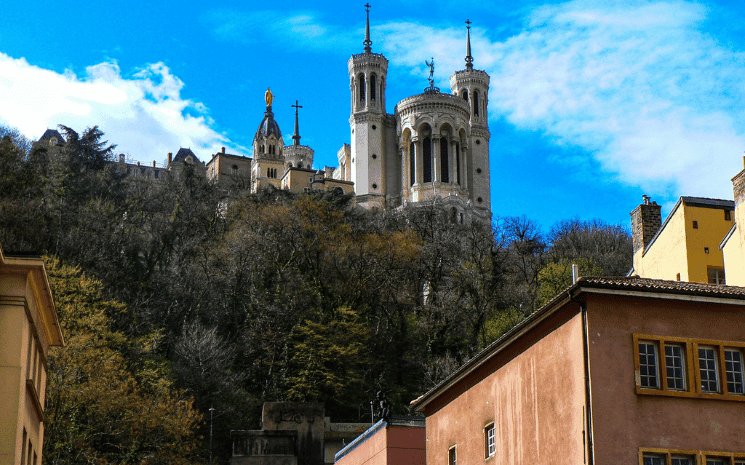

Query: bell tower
left=348, top=3, right=388, bottom=205
left=450, top=20, right=491, bottom=215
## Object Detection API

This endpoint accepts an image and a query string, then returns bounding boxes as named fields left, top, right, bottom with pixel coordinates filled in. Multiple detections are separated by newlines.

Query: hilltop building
left=207, top=9, right=491, bottom=221
left=34, top=9, right=492, bottom=222
left=410, top=276, right=745, bottom=465
left=0, top=245, right=64, bottom=465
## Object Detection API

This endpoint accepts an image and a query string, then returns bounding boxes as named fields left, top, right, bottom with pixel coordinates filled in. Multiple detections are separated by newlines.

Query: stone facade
left=630, top=195, right=662, bottom=254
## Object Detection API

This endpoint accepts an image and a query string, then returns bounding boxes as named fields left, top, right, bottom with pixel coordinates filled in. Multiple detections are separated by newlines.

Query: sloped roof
left=38, top=129, right=65, bottom=143
left=173, top=147, right=200, bottom=163
left=411, top=275, right=745, bottom=412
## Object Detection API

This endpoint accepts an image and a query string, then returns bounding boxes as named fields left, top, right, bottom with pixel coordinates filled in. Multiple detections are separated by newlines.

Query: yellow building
left=722, top=164, right=745, bottom=286
left=0, top=246, right=64, bottom=465
left=631, top=196, right=734, bottom=283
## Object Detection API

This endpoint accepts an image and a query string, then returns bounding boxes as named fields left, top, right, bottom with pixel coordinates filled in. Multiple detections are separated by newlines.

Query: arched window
left=423, top=137, right=432, bottom=183
left=455, top=143, right=461, bottom=185
left=462, top=89, right=469, bottom=101
left=473, top=91, right=480, bottom=116
left=371, top=74, right=376, bottom=101
left=410, top=141, right=415, bottom=186
left=440, top=138, right=449, bottom=183
left=359, top=74, right=366, bottom=102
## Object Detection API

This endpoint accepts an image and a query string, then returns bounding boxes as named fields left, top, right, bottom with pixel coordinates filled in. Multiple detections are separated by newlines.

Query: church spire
left=465, top=19, right=474, bottom=70
left=363, top=3, right=372, bottom=53
left=292, top=100, right=302, bottom=146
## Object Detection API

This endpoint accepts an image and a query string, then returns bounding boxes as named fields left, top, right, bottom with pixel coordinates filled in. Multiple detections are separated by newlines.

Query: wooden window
left=634, top=334, right=745, bottom=401
left=671, top=457, right=694, bottom=465
left=639, top=448, right=710, bottom=465
left=700, top=346, right=720, bottom=393
left=638, top=341, right=659, bottom=388
left=708, top=267, right=726, bottom=285
left=665, top=344, right=686, bottom=390
left=725, top=348, right=745, bottom=394
left=642, top=454, right=664, bottom=465
left=484, top=423, right=495, bottom=458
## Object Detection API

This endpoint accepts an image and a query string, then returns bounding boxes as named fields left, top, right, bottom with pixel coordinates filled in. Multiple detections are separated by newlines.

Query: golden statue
left=265, top=87, right=274, bottom=106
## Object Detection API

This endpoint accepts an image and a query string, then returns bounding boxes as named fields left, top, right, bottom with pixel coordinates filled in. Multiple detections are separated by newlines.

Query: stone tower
left=449, top=20, right=491, bottom=214
left=283, top=100, right=314, bottom=170
left=348, top=4, right=390, bottom=206
left=252, top=88, right=285, bottom=191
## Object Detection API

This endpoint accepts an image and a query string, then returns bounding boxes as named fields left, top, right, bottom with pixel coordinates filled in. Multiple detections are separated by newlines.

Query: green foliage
left=43, top=258, right=203, bottom=465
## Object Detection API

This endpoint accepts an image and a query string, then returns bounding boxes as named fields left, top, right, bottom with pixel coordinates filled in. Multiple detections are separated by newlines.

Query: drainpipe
left=581, top=301, right=596, bottom=465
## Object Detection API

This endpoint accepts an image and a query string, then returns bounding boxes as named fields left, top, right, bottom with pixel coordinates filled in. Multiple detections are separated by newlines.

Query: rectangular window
left=20, top=429, right=27, bottom=465
left=706, top=459, right=726, bottom=465
left=448, top=446, right=457, bottom=465
left=700, top=346, right=720, bottom=393
left=708, top=267, right=726, bottom=284
left=725, top=348, right=745, bottom=395
left=643, top=454, right=665, bottom=465
left=693, top=220, right=699, bottom=229
left=639, top=342, right=659, bottom=388
left=665, top=344, right=686, bottom=390
left=635, top=334, right=745, bottom=401
left=485, top=423, right=495, bottom=458
left=671, top=458, right=693, bottom=465
left=725, top=210, right=732, bottom=221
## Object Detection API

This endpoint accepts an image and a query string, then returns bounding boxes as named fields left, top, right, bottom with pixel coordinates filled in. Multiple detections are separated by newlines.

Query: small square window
left=699, top=346, right=720, bottom=393
left=484, top=423, right=495, bottom=458
left=448, top=446, right=457, bottom=465
left=708, top=267, right=726, bottom=285
left=693, top=221, right=699, bottom=229
left=725, top=210, right=732, bottom=221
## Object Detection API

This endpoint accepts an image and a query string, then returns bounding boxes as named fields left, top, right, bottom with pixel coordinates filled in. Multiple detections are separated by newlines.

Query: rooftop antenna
left=364, top=3, right=372, bottom=53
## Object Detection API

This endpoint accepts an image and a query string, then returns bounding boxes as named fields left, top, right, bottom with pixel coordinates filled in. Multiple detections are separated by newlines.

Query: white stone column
left=432, top=135, right=440, bottom=182
left=412, top=136, right=421, bottom=185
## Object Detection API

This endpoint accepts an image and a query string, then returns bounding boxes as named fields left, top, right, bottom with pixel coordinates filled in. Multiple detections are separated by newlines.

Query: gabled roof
left=38, top=129, right=65, bottom=143
left=410, top=276, right=745, bottom=412
left=643, top=196, right=734, bottom=256
left=173, top=147, right=200, bottom=163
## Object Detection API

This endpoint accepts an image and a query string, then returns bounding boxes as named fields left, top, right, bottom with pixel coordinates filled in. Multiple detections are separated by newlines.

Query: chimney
left=137, top=161, right=140, bottom=166
left=119, top=153, right=125, bottom=163
left=222, top=147, right=226, bottom=154
left=168, top=152, right=173, bottom=164
left=153, top=160, right=156, bottom=167
left=630, top=195, right=662, bottom=254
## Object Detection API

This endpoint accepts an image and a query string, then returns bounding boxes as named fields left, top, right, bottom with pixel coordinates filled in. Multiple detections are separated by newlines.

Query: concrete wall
left=424, top=305, right=586, bottom=465
left=587, top=293, right=745, bottom=462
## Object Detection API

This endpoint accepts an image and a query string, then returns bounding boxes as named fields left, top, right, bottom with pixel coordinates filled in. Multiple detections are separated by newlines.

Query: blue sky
left=2, top=0, right=745, bottom=232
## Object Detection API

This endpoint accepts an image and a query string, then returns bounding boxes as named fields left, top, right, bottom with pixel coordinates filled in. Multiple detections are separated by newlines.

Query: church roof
left=38, top=129, right=65, bottom=143
left=173, top=147, right=200, bottom=163
left=256, top=107, right=282, bottom=140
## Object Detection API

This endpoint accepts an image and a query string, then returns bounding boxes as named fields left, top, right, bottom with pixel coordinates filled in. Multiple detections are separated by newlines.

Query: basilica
left=206, top=7, right=492, bottom=221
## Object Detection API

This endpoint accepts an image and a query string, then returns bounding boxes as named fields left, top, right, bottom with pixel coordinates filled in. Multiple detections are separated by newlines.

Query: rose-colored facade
left=334, top=418, right=425, bottom=465
left=413, top=277, right=745, bottom=465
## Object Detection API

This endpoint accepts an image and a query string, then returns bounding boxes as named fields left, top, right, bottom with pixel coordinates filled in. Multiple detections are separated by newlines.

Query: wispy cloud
left=205, top=9, right=353, bottom=50
left=0, top=54, right=234, bottom=163
left=378, top=1, right=745, bottom=200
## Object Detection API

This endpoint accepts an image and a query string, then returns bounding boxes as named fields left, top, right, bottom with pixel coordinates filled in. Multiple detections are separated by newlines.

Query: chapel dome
left=256, top=108, right=282, bottom=140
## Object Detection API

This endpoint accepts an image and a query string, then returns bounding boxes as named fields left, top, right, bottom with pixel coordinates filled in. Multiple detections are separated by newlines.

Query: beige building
left=0, top=245, right=64, bottom=465
left=722, top=164, right=745, bottom=286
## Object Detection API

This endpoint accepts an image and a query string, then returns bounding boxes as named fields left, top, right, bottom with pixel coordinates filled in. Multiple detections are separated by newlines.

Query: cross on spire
left=364, top=3, right=372, bottom=53
left=292, top=100, right=303, bottom=146
left=465, top=19, right=474, bottom=70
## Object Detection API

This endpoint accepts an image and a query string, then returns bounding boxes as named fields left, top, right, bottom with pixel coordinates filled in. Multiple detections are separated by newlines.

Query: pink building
left=411, top=277, right=745, bottom=465
left=334, top=417, right=425, bottom=465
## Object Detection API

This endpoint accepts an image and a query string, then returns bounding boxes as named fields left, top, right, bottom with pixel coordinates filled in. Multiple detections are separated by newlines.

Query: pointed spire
left=363, top=3, right=372, bottom=53
left=465, top=19, right=474, bottom=70
left=292, top=100, right=303, bottom=146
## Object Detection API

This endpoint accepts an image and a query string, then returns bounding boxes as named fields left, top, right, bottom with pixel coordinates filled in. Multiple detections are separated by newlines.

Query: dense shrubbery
left=0, top=125, right=632, bottom=464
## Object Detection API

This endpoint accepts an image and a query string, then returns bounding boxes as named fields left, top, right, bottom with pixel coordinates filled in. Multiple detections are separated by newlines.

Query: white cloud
left=0, top=53, right=234, bottom=164
left=377, top=1, right=745, bottom=200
